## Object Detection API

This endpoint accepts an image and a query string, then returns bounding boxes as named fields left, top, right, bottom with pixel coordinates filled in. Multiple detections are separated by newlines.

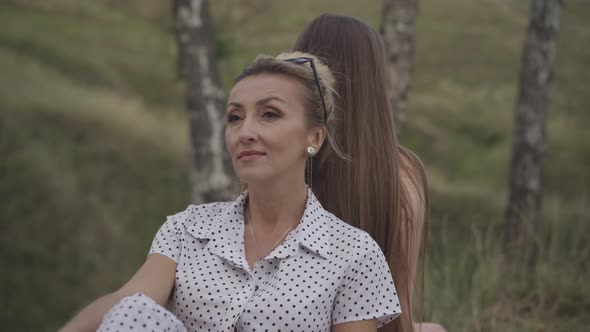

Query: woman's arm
left=397, top=148, right=446, bottom=332
left=59, top=253, right=176, bottom=332
left=399, top=148, right=428, bottom=298
left=414, top=322, right=447, bottom=332
left=332, top=319, right=377, bottom=332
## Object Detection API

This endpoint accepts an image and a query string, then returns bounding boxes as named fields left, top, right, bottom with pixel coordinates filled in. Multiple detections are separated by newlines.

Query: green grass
left=0, top=1, right=180, bottom=107
left=424, top=190, right=590, bottom=331
left=0, top=104, right=192, bottom=330
left=0, top=0, right=589, bottom=331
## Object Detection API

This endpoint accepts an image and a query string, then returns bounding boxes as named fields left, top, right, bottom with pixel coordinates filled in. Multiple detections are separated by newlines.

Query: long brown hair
left=294, top=14, right=429, bottom=332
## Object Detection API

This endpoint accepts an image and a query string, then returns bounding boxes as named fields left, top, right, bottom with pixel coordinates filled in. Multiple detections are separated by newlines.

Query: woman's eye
left=227, top=113, right=242, bottom=122
left=262, top=110, right=280, bottom=119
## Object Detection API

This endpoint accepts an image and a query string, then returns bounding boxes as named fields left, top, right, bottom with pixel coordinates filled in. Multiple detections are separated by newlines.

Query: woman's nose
left=238, top=117, right=258, bottom=144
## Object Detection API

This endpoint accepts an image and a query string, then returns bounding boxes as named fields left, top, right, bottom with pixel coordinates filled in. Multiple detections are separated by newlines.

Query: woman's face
left=225, top=73, right=323, bottom=185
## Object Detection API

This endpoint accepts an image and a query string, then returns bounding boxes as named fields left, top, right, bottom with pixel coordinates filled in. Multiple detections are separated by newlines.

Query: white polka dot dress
left=98, top=293, right=187, bottom=332
left=149, top=188, right=401, bottom=331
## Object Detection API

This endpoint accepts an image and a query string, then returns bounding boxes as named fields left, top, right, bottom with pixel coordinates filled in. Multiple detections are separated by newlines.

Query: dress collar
left=186, top=188, right=331, bottom=269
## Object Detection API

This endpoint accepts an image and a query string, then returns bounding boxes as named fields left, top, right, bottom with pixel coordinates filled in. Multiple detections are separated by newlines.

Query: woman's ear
left=308, top=126, right=327, bottom=152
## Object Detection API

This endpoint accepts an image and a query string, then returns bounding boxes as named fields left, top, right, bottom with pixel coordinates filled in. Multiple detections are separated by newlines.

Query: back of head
left=294, top=13, right=399, bottom=259
left=294, top=14, right=390, bottom=100
left=294, top=14, right=426, bottom=332
left=294, top=14, right=397, bottom=233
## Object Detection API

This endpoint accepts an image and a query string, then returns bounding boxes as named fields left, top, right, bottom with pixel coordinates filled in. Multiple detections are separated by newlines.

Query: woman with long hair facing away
left=60, top=52, right=402, bottom=332
left=294, top=14, right=444, bottom=332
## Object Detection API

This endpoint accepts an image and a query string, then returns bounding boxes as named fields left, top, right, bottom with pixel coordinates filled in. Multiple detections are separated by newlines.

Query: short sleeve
left=97, top=293, right=186, bottom=332
left=148, top=211, right=186, bottom=263
left=332, top=236, right=401, bottom=328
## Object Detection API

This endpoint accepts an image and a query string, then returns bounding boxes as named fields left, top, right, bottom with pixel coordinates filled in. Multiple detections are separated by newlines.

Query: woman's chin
left=236, top=171, right=271, bottom=186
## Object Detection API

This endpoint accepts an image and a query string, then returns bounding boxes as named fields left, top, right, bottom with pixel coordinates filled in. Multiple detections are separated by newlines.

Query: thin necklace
left=246, top=206, right=297, bottom=262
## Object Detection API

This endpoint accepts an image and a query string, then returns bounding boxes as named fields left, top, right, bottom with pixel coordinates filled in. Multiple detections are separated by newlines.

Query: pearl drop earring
left=306, top=146, right=315, bottom=189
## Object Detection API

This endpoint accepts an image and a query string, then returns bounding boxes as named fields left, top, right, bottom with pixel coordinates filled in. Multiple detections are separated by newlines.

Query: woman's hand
left=59, top=254, right=177, bottom=332
left=414, top=322, right=447, bottom=332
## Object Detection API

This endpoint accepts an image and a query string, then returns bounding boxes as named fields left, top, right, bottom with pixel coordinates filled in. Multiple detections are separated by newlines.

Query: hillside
left=1, top=0, right=588, bottom=331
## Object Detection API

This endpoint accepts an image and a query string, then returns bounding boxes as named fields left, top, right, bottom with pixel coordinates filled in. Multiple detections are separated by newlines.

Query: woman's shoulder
left=399, top=146, right=426, bottom=181
left=165, top=201, right=232, bottom=229
left=321, top=210, right=383, bottom=255
left=398, top=146, right=428, bottom=204
left=398, top=146, right=428, bottom=246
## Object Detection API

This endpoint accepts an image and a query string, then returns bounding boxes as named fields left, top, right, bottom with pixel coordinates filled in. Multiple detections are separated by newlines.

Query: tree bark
left=173, top=0, right=234, bottom=203
left=380, top=0, right=418, bottom=134
left=504, top=0, right=561, bottom=266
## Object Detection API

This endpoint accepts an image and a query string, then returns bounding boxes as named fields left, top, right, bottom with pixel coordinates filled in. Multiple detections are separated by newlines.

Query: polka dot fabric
left=97, top=293, right=186, bottom=332
left=149, top=189, right=401, bottom=331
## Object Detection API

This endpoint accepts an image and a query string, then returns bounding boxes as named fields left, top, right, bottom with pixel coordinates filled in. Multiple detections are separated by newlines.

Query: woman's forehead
left=228, top=74, right=305, bottom=106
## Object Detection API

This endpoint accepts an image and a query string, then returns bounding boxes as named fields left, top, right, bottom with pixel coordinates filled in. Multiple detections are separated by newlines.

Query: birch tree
left=173, top=0, right=234, bottom=203
left=504, top=0, right=562, bottom=265
left=381, top=0, right=419, bottom=133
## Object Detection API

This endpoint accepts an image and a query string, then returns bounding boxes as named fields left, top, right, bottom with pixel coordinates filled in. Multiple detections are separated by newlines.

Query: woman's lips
left=240, top=154, right=264, bottom=161
left=238, top=151, right=265, bottom=160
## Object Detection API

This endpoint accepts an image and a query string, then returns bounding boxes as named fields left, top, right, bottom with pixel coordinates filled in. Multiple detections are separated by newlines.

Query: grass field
left=1, top=0, right=588, bottom=331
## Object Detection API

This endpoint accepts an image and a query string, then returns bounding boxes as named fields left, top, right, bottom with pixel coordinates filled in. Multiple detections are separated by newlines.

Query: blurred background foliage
left=0, top=0, right=588, bottom=331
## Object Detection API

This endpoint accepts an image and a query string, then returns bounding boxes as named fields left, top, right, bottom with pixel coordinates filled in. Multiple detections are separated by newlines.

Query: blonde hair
left=234, top=52, right=347, bottom=161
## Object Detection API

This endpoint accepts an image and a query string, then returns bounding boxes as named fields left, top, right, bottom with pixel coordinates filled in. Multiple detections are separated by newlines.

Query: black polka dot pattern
left=97, top=293, right=187, bottom=332
left=149, top=189, right=401, bottom=331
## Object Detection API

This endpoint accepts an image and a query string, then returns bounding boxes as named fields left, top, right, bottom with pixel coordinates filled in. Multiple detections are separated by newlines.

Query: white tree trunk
left=504, top=0, right=561, bottom=265
left=381, top=0, right=418, bottom=134
left=174, top=0, right=233, bottom=203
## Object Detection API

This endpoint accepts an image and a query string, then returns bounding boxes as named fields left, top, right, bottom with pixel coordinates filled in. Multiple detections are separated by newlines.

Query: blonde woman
left=61, top=52, right=401, bottom=332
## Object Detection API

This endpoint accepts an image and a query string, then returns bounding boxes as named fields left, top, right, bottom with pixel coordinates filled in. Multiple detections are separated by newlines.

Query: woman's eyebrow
left=227, top=101, right=243, bottom=109
left=227, top=96, right=287, bottom=109
left=256, top=96, right=287, bottom=106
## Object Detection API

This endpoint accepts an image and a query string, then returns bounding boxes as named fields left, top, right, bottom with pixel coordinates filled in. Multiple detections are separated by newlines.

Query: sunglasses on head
left=282, top=57, right=328, bottom=125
